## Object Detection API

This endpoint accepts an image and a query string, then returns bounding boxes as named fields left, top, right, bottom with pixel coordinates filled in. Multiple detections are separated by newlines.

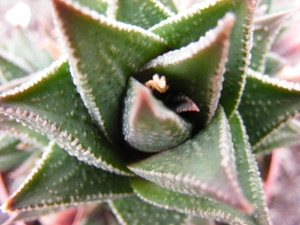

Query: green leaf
left=158, top=0, right=178, bottom=13
left=0, top=135, right=31, bottom=172
left=123, top=77, right=192, bottom=152
left=115, top=0, right=174, bottom=29
left=72, top=0, right=108, bottom=14
left=109, top=195, right=186, bottom=225
left=238, top=70, right=300, bottom=148
left=129, top=107, right=252, bottom=212
left=0, top=114, right=49, bottom=148
left=0, top=58, right=131, bottom=175
left=250, top=9, right=294, bottom=73
left=130, top=178, right=257, bottom=225
left=0, top=50, right=31, bottom=84
left=253, top=118, right=300, bottom=153
left=142, top=13, right=234, bottom=128
left=3, top=143, right=133, bottom=212
left=229, top=112, right=272, bottom=225
left=264, top=52, right=287, bottom=76
left=52, top=0, right=168, bottom=143
left=150, top=0, right=258, bottom=117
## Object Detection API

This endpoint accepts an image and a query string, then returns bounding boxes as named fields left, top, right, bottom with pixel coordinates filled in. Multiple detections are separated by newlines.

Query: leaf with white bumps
left=129, top=107, right=252, bottom=212
left=150, top=0, right=258, bottom=117
left=114, top=0, right=174, bottom=29
left=109, top=195, right=186, bottom=225
left=239, top=70, right=300, bottom=148
left=123, top=77, right=192, bottom=152
left=52, top=0, right=168, bottom=143
left=250, top=9, right=294, bottom=73
left=131, top=178, right=257, bottom=225
left=0, top=58, right=131, bottom=175
left=142, top=12, right=234, bottom=127
left=3, top=143, right=133, bottom=212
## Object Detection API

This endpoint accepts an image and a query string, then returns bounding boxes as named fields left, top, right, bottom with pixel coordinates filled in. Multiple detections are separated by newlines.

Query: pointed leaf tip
left=123, top=78, right=192, bottom=152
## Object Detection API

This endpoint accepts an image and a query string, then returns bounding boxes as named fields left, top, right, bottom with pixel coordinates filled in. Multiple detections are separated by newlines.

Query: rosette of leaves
left=0, top=0, right=300, bottom=224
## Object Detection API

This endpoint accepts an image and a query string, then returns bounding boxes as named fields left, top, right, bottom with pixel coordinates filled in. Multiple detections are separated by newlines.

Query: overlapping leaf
left=141, top=12, right=234, bottom=127
left=109, top=195, right=186, bottom=225
left=3, top=143, right=133, bottom=212
left=239, top=70, right=300, bottom=148
left=52, top=0, right=169, bottom=143
left=0, top=59, right=130, bottom=175
left=123, top=77, right=192, bottom=152
left=114, top=0, right=174, bottom=29
left=129, top=107, right=252, bottom=212
left=131, top=178, right=256, bottom=225
left=150, top=0, right=258, bottom=116
left=250, top=9, right=294, bottom=73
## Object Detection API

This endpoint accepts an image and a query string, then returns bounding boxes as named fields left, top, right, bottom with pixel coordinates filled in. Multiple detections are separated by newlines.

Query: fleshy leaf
left=52, top=0, right=168, bottom=143
left=229, top=112, right=272, bottom=225
left=114, top=0, right=174, bottom=29
left=0, top=114, right=49, bottom=148
left=238, top=70, right=300, bottom=148
left=3, top=143, right=133, bottom=212
left=123, top=77, right=192, bottom=152
left=253, top=118, right=300, bottom=153
left=264, top=52, right=287, bottom=76
left=131, top=178, right=257, bottom=225
left=0, top=50, right=31, bottom=84
left=0, top=135, right=31, bottom=172
left=0, top=58, right=131, bottom=175
left=158, top=0, right=178, bottom=13
left=129, top=107, right=252, bottom=213
left=150, top=0, right=258, bottom=117
left=250, top=9, right=294, bottom=73
left=109, top=195, right=186, bottom=225
left=72, top=0, right=108, bottom=14
left=141, top=12, right=234, bottom=127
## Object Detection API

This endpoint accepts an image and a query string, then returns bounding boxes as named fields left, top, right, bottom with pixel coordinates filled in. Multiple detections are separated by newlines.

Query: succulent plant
left=0, top=0, right=300, bottom=224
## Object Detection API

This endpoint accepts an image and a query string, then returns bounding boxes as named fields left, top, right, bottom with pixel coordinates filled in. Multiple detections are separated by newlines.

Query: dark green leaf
left=0, top=59, right=131, bottom=175
left=150, top=0, right=258, bottom=117
left=142, top=13, right=234, bottom=127
left=115, top=0, right=174, bottom=29
left=3, top=143, right=133, bottom=212
left=253, top=118, right=300, bottom=153
left=129, top=107, right=252, bottom=212
left=239, top=70, right=300, bottom=148
left=250, top=9, right=294, bottom=73
left=0, top=50, right=31, bottom=84
left=123, top=77, right=192, bottom=152
left=130, top=178, right=257, bottom=225
left=229, top=112, right=272, bottom=225
left=109, top=195, right=186, bottom=225
left=52, top=0, right=168, bottom=143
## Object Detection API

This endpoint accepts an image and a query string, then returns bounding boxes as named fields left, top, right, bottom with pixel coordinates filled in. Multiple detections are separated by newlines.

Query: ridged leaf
left=239, top=70, right=300, bottom=148
left=250, top=9, right=294, bottom=73
left=0, top=59, right=131, bottom=175
left=142, top=13, right=234, bottom=127
left=0, top=114, right=49, bottom=148
left=253, top=118, right=300, bottom=153
left=3, top=143, right=133, bottom=212
left=264, top=52, right=287, bottom=76
left=72, top=0, right=108, bottom=14
left=229, top=112, right=272, bottom=225
left=150, top=0, right=258, bottom=117
left=158, top=0, right=178, bottom=13
left=123, top=77, right=192, bottom=152
left=109, top=195, right=186, bottom=225
left=0, top=50, right=31, bottom=84
left=52, top=0, right=168, bottom=143
left=115, top=0, right=174, bottom=29
left=131, top=178, right=257, bottom=225
left=0, top=135, right=31, bottom=172
left=129, top=107, right=252, bottom=212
